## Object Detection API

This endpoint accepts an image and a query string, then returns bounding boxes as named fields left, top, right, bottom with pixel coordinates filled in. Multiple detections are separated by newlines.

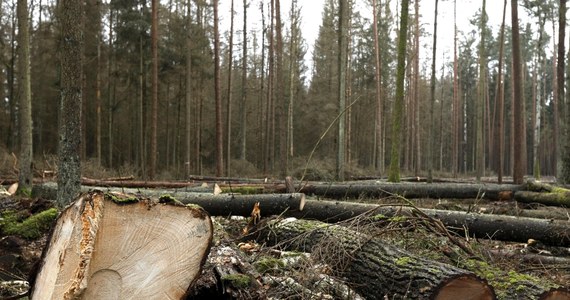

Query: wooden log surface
left=255, top=218, right=496, bottom=300
left=30, top=191, right=213, bottom=300
left=296, top=182, right=523, bottom=200
left=285, top=200, right=570, bottom=247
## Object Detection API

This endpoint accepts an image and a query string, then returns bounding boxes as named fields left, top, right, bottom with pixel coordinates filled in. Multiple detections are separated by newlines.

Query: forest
left=1, top=0, right=570, bottom=299
left=1, top=0, right=570, bottom=185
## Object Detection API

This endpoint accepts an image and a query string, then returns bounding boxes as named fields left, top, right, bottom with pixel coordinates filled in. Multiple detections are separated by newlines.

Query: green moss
left=371, top=214, right=388, bottom=221
left=221, top=274, right=251, bottom=289
left=461, top=259, right=558, bottom=298
left=395, top=256, right=412, bottom=266
left=388, top=216, right=407, bottom=222
left=158, top=194, right=183, bottom=205
left=105, top=192, right=139, bottom=204
left=1, top=208, right=58, bottom=239
left=16, top=187, right=32, bottom=197
left=222, top=186, right=264, bottom=195
left=254, top=257, right=286, bottom=274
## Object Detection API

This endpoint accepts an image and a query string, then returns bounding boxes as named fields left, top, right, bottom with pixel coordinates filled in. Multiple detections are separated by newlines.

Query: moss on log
left=256, top=218, right=495, bottom=299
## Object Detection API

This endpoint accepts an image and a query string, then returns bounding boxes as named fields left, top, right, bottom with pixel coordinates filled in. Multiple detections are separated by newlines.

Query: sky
left=219, top=0, right=554, bottom=75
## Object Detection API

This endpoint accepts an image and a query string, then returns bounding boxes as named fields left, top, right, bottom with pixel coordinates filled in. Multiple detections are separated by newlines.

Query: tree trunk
left=476, top=0, right=486, bottom=182
left=298, top=182, right=522, bottom=200
left=186, top=1, right=192, bottom=177
left=226, top=0, right=234, bottom=176
left=494, top=0, right=507, bottom=183
left=452, top=0, right=458, bottom=177
left=17, top=0, right=32, bottom=193
left=214, top=0, right=224, bottom=177
left=240, top=0, right=248, bottom=161
left=149, top=0, right=158, bottom=179
left=337, top=0, right=349, bottom=181
left=372, top=0, right=383, bottom=174
left=57, top=0, right=83, bottom=207
left=285, top=199, right=570, bottom=247
left=427, top=0, right=439, bottom=182
left=556, top=0, right=566, bottom=180
left=255, top=218, right=495, bottom=299
left=30, top=191, right=212, bottom=299
left=388, top=0, right=410, bottom=182
left=511, top=0, right=525, bottom=184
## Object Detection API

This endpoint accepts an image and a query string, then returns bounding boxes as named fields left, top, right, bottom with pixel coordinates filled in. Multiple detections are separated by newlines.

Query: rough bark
left=285, top=200, right=570, bottom=247
left=515, top=191, right=570, bottom=207
left=255, top=218, right=495, bottom=299
left=336, top=0, right=349, bottom=181
left=32, top=182, right=305, bottom=218
left=17, top=0, right=32, bottom=192
left=511, top=0, right=525, bottom=184
left=30, top=191, right=213, bottom=299
left=149, top=0, right=158, bottom=179
left=213, top=0, right=224, bottom=177
left=427, top=0, right=438, bottom=183
left=298, top=182, right=523, bottom=200
left=57, top=0, right=83, bottom=207
left=388, top=0, right=410, bottom=182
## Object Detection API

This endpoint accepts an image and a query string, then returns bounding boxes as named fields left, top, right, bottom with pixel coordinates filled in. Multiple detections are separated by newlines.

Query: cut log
left=32, top=182, right=305, bottom=219
left=515, top=191, right=570, bottom=207
left=297, top=182, right=523, bottom=200
left=255, top=217, right=496, bottom=300
left=29, top=191, right=213, bottom=300
left=285, top=200, right=570, bottom=247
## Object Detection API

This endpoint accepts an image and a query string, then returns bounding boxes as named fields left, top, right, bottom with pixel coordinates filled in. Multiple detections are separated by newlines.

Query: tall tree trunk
left=107, top=8, right=115, bottom=168
left=240, top=0, right=248, bottom=161
left=476, top=0, right=486, bottom=182
left=427, top=0, right=438, bottom=183
left=413, top=0, right=420, bottom=176
left=512, top=0, right=525, bottom=184
left=57, top=0, right=83, bottom=206
left=452, top=0, right=458, bottom=177
left=7, top=7, right=16, bottom=151
left=17, top=0, right=32, bottom=192
left=286, top=0, right=298, bottom=167
left=226, top=0, right=235, bottom=176
left=275, top=0, right=286, bottom=176
left=495, top=0, right=507, bottom=183
left=559, top=0, right=568, bottom=182
left=214, top=0, right=224, bottom=177
left=372, top=0, right=383, bottom=174
left=186, top=0, right=192, bottom=177
left=150, top=0, right=158, bottom=179
left=388, top=0, right=410, bottom=182
left=337, top=0, right=349, bottom=181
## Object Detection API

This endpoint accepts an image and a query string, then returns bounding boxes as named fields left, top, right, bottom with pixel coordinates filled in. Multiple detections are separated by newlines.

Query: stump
left=29, top=191, right=213, bottom=300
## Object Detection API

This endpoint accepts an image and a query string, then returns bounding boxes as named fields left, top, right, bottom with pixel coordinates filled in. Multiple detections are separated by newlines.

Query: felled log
left=29, top=191, right=213, bottom=299
left=514, top=180, right=570, bottom=207
left=255, top=217, right=496, bottom=299
left=297, top=182, right=522, bottom=200
left=285, top=200, right=570, bottom=247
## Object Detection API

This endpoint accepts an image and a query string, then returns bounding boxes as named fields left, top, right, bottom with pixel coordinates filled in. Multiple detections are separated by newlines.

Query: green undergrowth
left=0, top=208, right=58, bottom=239
left=221, top=274, right=251, bottom=289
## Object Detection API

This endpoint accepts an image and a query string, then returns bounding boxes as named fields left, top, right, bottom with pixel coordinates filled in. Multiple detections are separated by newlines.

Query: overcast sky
left=219, top=0, right=556, bottom=74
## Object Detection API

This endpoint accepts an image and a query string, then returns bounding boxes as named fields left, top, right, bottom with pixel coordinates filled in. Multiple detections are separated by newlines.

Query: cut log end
left=434, top=275, right=495, bottom=300
left=30, top=191, right=213, bottom=300
left=539, top=289, right=570, bottom=300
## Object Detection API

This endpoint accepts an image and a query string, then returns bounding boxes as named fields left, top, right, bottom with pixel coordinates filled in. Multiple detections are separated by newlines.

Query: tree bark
left=298, top=182, right=522, bottom=200
left=213, top=0, right=224, bottom=177
left=285, top=199, right=570, bottom=247
left=57, top=0, right=83, bottom=207
left=556, top=0, right=566, bottom=180
left=149, top=0, right=158, bottom=179
left=17, top=0, right=32, bottom=192
left=388, top=0, right=410, bottom=182
left=30, top=191, right=213, bottom=299
left=427, top=0, right=439, bottom=182
left=255, top=218, right=496, bottom=299
left=226, top=0, right=235, bottom=176
left=511, top=0, right=525, bottom=184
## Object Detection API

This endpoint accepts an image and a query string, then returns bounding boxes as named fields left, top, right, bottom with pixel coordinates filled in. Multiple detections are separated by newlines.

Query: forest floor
left=0, top=176, right=569, bottom=299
